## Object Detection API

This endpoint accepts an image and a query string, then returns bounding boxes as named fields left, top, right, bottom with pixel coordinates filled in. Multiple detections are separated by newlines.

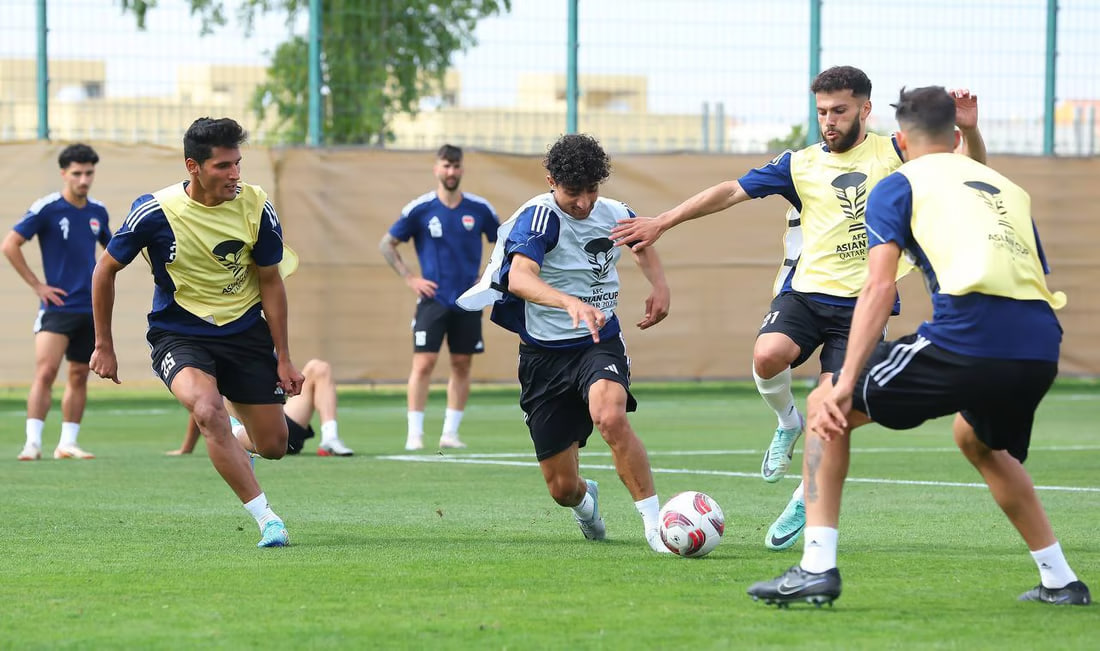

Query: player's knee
left=191, top=398, right=229, bottom=432
left=592, top=408, right=630, bottom=441
left=255, top=439, right=287, bottom=460
left=67, top=365, right=90, bottom=387
left=953, top=421, right=989, bottom=464
left=34, top=364, right=60, bottom=386
left=752, top=349, right=790, bottom=379
left=303, top=358, right=331, bottom=381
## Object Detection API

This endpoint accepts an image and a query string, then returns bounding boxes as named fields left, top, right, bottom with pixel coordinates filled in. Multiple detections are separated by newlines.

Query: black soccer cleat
left=747, top=565, right=841, bottom=608
left=1018, top=580, right=1092, bottom=606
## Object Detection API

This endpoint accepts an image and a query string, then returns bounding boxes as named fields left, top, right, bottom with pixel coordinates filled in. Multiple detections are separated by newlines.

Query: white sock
left=26, top=418, right=44, bottom=448
left=1030, top=541, right=1078, bottom=588
left=572, top=486, right=595, bottom=520
left=59, top=421, right=81, bottom=447
left=792, top=480, right=804, bottom=501
left=320, top=420, right=338, bottom=444
left=243, top=492, right=280, bottom=530
left=753, top=365, right=801, bottom=429
left=407, top=411, right=425, bottom=437
left=800, top=526, right=838, bottom=573
left=634, top=495, right=660, bottom=533
left=442, top=408, right=464, bottom=437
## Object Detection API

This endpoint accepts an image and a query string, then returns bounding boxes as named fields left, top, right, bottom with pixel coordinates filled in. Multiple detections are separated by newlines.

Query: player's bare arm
left=610, top=180, right=749, bottom=252
left=508, top=253, right=606, bottom=341
left=379, top=232, right=437, bottom=298
left=812, top=243, right=901, bottom=441
left=256, top=263, right=304, bottom=397
left=631, top=246, right=670, bottom=330
left=1, top=230, right=68, bottom=306
left=949, top=88, right=987, bottom=164
left=89, top=251, right=126, bottom=384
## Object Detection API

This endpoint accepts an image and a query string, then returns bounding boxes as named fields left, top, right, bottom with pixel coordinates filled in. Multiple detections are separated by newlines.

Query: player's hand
left=950, top=88, right=978, bottom=131
left=611, top=217, right=663, bottom=252
left=808, top=383, right=852, bottom=441
left=637, top=285, right=670, bottom=330
left=277, top=359, right=305, bottom=397
left=35, top=283, right=67, bottom=307
left=89, top=346, right=121, bottom=384
left=565, top=298, right=607, bottom=343
left=406, top=276, right=438, bottom=299
left=165, top=448, right=191, bottom=456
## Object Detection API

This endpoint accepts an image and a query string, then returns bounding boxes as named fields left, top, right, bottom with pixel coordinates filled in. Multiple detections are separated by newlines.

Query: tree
left=766, top=124, right=807, bottom=152
left=119, top=0, right=511, bottom=145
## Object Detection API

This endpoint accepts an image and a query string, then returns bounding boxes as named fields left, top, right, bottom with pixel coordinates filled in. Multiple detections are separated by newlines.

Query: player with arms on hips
left=89, top=117, right=304, bottom=548
left=379, top=144, right=499, bottom=451
left=747, top=85, right=1090, bottom=607
left=459, top=134, right=673, bottom=553
left=611, top=66, right=986, bottom=551
left=4, top=144, right=111, bottom=461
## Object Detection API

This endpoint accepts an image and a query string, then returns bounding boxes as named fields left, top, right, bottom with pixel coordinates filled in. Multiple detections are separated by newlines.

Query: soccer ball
left=658, top=491, right=725, bottom=558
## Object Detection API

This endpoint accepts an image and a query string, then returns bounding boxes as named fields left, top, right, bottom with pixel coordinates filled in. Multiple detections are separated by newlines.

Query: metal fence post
left=36, top=0, right=49, bottom=140
left=307, top=0, right=322, bottom=146
left=806, top=0, right=822, bottom=146
left=1043, top=0, right=1058, bottom=156
left=566, top=0, right=579, bottom=134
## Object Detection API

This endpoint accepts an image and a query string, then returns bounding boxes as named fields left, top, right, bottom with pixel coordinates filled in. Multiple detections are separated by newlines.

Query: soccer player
left=610, top=66, right=986, bottom=551
left=169, top=358, right=354, bottom=457
left=747, top=85, right=1090, bottom=607
left=4, top=144, right=111, bottom=461
left=459, top=134, right=673, bottom=553
left=379, top=144, right=499, bottom=451
left=89, top=117, right=303, bottom=548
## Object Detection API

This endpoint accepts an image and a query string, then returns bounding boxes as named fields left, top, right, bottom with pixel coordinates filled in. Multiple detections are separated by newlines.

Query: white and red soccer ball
left=658, top=491, right=725, bottom=558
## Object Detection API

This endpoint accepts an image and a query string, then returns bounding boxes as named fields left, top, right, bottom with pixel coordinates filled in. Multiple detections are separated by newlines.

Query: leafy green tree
left=119, top=0, right=511, bottom=145
left=766, top=124, right=807, bottom=152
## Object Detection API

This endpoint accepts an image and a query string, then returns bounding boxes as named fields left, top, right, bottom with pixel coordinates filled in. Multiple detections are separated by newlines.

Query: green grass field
left=3, top=383, right=1098, bottom=649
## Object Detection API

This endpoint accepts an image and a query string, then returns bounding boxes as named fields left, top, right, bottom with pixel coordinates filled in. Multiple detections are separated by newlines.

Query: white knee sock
left=792, top=480, right=804, bottom=501
left=753, top=365, right=801, bottom=429
left=320, top=421, right=338, bottom=444
left=572, top=487, right=595, bottom=520
left=800, top=526, right=838, bottom=573
left=1030, top=541, right=1078, bottom=588
left=442, top=408, right=464, bottom=437
left=26, top=418, right=44, bottom=448
left=635, top=495, right=660, bottom=533
left=243, top=492, right=280, bottom=530
left=59, top=422, right=80, bottom=447
left=407, top=411, right=425, bottom=437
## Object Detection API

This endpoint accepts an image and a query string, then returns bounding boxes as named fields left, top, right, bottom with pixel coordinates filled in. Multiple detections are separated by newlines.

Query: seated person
left=169, top=358, right=354, bottom=457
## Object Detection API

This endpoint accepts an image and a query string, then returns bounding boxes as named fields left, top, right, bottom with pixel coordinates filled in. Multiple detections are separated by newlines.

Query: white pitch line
left=377, top=455, right=1100, bottom=494
left=421, top=444, right=1100, bottom=459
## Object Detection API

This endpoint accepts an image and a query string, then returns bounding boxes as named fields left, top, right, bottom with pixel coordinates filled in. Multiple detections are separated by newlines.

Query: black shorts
left=758, top=292, right=860, bottom=374
left=34, top=310, right=95, bottom=363
left=147, top=320, right=287, bottom=405
left=518, top=335, right=637, bottom=461
left=412, top=298, right=484, bottom=354
left=848, top=333, right=1058, bottom=463
left=285, top=415, right=314, bottom=455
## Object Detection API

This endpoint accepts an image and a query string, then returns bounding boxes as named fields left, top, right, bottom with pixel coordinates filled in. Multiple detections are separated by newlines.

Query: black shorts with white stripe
left=518, top=335, right=637, bottom=461
left=846, top=333, right=1057, bottom=463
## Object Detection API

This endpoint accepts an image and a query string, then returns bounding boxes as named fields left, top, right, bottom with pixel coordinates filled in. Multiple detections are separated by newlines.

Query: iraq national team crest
left=89, top=218, right=101, bottom=236
left=461, top=215, right=475, bottom=231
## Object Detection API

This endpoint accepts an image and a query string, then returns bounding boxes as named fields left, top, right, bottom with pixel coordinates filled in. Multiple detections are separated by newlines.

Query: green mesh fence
left=1, top=0, right=1096, bottom=154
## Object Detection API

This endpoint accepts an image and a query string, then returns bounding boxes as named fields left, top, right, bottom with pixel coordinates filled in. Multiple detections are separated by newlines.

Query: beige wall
left=1, top=143, right=1097, bottom=388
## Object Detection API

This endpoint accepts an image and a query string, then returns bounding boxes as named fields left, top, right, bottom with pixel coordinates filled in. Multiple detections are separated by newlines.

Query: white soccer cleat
left=438, top=434, right=467, bottom=449
left=54, top=445, right=95, bottom=459
left=318, top=438, right=354, bottom=457
left=574, top=479, right=606, bottom=541
left=405, top=433, right=424, bottom=451
left=18, top=443, right=42, bottom=461
left=646, top=527, right=674, bottom=554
